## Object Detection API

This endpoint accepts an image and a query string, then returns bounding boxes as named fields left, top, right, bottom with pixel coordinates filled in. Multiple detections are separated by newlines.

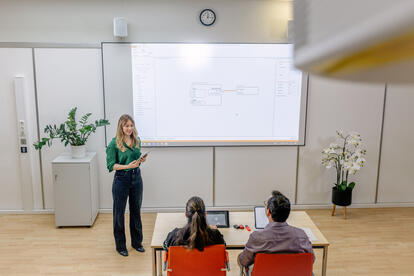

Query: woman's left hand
left=140, top=156, right=147, bottom=163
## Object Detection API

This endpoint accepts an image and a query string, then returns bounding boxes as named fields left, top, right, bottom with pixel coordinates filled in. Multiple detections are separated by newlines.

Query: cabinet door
left=53, top=163, right=91, bottom=226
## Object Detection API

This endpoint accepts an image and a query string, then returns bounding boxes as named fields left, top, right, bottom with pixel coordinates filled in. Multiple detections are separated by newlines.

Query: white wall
left=0, top=0, right=294, bottom=211
left=34, top=48, right=105, bottom=209
left=0, top=0, right=413, bottom=212
left=215, top=147, right=297, bottom=206
left=142, top=147, right=214, bottom=208
left=6, top=47, right=414, bottom=212
left=0, top=48, right=42, bottom=210
left=0, top=0, right=292, bottom=44
left=377, top=84, right=414, bottom=203
left=297, top=76, right=385, bottom=205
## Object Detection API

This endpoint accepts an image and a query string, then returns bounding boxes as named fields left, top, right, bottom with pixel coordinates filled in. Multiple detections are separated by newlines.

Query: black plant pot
left=332, top=187, right=352, bottom=206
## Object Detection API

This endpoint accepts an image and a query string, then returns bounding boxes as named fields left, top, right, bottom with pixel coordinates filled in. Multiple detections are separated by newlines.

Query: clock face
left=200, top=9, right=216, bottom=26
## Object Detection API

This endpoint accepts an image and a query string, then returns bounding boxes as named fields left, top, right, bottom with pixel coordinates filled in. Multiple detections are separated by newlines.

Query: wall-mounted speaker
left=113, top=17, right=128, bottom=38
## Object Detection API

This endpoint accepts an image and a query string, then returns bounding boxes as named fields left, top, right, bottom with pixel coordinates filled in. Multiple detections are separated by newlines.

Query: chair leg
left=331, top=204, right=336, bottom=216
left=344, top=206, right=347, bottom=219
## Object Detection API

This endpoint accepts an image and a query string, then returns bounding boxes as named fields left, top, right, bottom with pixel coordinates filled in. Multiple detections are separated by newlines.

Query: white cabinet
left=52, top=152, right=99, bottom=227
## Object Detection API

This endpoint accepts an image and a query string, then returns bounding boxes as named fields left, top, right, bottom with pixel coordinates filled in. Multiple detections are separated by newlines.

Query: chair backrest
left=251, top=253, right=313, bottom=276
left=167, top=244, right=228, bottom=276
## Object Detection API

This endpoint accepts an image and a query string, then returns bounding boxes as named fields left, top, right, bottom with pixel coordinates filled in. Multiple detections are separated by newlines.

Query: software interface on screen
left=254, top=206, right=268, bottom=229
left=131, top=43, right=304, bottom=146
left=206, top=213, right=227, bottom=227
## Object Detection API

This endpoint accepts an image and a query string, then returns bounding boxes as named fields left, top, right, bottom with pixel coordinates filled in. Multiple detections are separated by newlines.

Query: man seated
left=238, top=190, right=314, bottom=274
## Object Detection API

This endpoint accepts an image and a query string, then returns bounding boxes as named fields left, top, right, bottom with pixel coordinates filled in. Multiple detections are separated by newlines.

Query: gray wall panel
left=215, top=146, right=297, bottom=206
left=35, top=48, right=105, bottom=209
left=141, top=147, right=213, bottom=208
left=0, top=49, right=37, bottom=210
left=102, top=43, right=133, bottom=146
left=378, top=84, right=414, bottom=203
left=297, top=76, right=385, bottom=204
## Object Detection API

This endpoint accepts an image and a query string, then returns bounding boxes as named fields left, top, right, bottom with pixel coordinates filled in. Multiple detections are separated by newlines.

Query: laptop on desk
left=254, top=206, right=268, bottom=229
left=254, top=206, right=317, bottom=241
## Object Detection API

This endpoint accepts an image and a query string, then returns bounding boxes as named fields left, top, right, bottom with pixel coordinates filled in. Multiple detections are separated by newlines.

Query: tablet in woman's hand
left=138, top=151, right=150, bottom=161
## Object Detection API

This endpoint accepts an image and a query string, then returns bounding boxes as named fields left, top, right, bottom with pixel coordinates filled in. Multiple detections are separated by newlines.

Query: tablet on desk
left=254, top=206, right=268, bottom=229
left=206, top=211, right=229, bottom=228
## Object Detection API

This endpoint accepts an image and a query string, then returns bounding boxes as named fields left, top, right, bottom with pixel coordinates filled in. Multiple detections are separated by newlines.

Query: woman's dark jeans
left=112, top=167, right=143, bottom=252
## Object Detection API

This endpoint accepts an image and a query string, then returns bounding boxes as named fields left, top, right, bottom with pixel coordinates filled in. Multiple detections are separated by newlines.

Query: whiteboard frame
left=101, top=42, right=308, bottom=147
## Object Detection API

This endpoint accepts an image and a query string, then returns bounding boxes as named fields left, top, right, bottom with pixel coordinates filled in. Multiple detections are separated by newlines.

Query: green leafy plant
left=34, top=107, right=109, bottom=150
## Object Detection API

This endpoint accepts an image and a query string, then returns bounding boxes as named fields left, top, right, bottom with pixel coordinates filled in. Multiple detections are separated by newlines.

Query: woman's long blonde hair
left=116, top=114, right=140, bottom=152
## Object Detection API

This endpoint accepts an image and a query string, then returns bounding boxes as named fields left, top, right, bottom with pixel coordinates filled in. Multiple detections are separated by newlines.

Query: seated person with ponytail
left=163, top=196, right=225, bottom=251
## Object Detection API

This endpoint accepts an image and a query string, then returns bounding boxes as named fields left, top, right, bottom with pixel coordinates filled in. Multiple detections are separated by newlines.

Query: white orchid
left=343, top=161, right=353, bottom=170
left=325, top=160, right=335, bottom=169
left=329, top=143, right=339, bottom=148
left=321, top=130, right=366, bottom=191
left=356, top=157, right=365, bottom=166
left=336, top=130, right=344, bottom=138
left=346, top=132, right=362, bottom=146
left=349, top=163, right=361, bottom=175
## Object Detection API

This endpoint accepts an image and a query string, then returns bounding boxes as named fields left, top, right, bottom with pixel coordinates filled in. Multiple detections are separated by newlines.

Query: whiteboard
left=102, top=43, right=308, bottom=147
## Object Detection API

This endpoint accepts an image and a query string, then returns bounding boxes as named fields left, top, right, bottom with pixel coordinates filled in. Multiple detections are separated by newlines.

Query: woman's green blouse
left=106, top=137, right=142, bottom=172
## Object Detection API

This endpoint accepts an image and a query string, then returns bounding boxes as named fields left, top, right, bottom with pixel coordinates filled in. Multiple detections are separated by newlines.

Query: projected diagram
left=190, top=83, right=259, bottom=106
left=129, top=43, right=304, bottom=145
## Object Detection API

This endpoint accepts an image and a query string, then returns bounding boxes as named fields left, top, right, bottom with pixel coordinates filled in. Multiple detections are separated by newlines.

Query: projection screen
left=102, top=43, right=307, bottom=147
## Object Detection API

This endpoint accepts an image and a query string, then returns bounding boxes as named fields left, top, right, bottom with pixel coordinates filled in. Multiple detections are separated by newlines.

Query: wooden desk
left=151, top=211, right=329, bottom=276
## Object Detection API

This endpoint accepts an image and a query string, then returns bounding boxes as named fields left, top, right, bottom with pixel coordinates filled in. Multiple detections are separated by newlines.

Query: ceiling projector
left=293, top=0, right=414, bottom=82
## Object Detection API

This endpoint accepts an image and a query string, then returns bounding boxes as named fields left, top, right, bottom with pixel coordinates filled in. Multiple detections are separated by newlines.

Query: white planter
left=71, top=145, right=86, bottom=159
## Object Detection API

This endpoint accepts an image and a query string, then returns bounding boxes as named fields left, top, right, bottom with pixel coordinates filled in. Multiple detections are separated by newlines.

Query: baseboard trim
left=1, top=203, right=413, bottom=214
left=0, top=209, right=54, bottom=214
left=104, top=203, right=414, bottom=213
left=293, top=202, right=414, bottom=209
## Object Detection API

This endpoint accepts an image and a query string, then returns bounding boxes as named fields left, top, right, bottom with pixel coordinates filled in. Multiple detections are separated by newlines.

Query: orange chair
left=250, top=253, right=313, bottom=276
left=163, top=244, right=230, bottom=276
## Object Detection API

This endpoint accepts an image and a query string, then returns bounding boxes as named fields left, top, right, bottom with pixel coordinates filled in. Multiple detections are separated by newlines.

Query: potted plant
left=34, top=107, right=109, bottom=158
left=321, top=130, right=366, bottom=217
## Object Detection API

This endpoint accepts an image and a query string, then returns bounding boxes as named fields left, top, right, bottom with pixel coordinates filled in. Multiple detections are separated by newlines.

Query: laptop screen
left=254, top=206, right=269, bottom=229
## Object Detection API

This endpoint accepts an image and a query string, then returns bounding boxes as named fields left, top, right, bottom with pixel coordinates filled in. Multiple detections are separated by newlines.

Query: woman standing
left=106, top=114, right=146, bottom=256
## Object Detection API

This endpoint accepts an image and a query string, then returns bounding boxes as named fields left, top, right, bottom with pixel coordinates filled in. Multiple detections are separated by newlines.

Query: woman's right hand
left=127, top=160, right=140, bottom=169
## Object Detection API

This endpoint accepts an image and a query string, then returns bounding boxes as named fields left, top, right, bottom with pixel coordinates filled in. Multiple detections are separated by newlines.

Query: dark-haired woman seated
left=163, top=196, right=225, bottom=251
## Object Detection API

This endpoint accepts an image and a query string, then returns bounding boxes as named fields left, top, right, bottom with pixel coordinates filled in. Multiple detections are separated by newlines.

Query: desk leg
left=158, top=250, right=163, bottom=276
left=152, top=248, right=157, bottom=276
left=322, top=246, right=328, bottom=276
